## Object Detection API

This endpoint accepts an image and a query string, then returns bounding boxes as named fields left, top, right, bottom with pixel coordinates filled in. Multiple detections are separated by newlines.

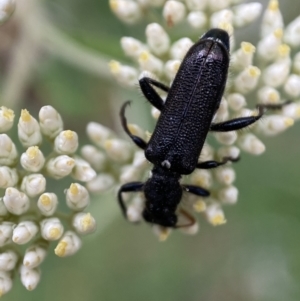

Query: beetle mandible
left=118, top=28, right=271, bottom=228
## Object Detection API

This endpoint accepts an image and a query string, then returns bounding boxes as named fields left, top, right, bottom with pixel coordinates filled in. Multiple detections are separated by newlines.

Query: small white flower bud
left=126, top=195, right=144, bottom=222
left=127, top=123, right=146, bottom=141
left=0, top=198, right=8, bottom=216
left=238, top=133, right=265, bottom=155
left=121, top=37, right=147, bottom=58
left=214, top=131, right=237, bottom=145
left=276, top=44, right=290, bottom=60
left=198, top=145, right=213, bottom=162
left=215, top=167, right=236, bottom=185
left=109, top=0, right=142, bottom=24
left=257, top=29, right=283, bottom=61
left=37, top=193, right=58, bottom=216
left=3, top=187, right=30, bottom=215
left=54, top=231, right=82, bottom=257
left=263, top=58, right=291, bottom=88
left=231, top=42, right=255, bottom=70
left=213, top=98, right=229, bottom=122
left=218, top=186, right=239, bottom=204
left=138, top=51, right=163, bottom=75
left=256, top=115, right=294, bottom=136
left=0, top=222, right=14, bottom=246
left=170, top=38, right=193, bottom=60
left=284, top=74, right=300, bottom=97
left=81, top=145, right=106, bottom=171
left=282, top=102, right=300, bottom=120
left=54, top=130, right=78, bottom=155
left=0, top=0, right=15, bottom=25
left=261, top=0, right=284, bottom=38
left=187, top=11, right=207, bottom=29
left=0, top=106, right=14, bottom=132
left=66, top=183, right=90, bottom=211
left=165, top=60, right=180, bottom=80
left=19, top=265, right=41, bottom=291
left=217, top=146, right=240, bottom=161
left=234, top=66, right=261, bottom=94
left=210, top=9, right=233, bottom=29
left=152, top=225, right=172, bottom=241
left=86, top=174, right=115, bottom=193
left=72, top=157, right=96, bottom=182
left=185, top=0, right=207, bottom=10
left=0, top=134, right=18, bottom=166
left=73, top=212, right=96, bottom=235
left=39, top=106, right=63, bottom=139
left=0, top=166, right=18, bottom=188
left=109, top=60, right=138, bottom=87
left=120, top=165, right=141, bottom=183
left=227, top=93, right=246, bottom=111
left=163, top=1, right=186, bottom=26
left=86, top=122, right=113, bottom=148
left=257, top=86, right=280, bottom=105
left=23, top=245, right=47, bottom=268
left=0, top=250, right=18, bottom=271
left=18, top=109, right=42, bottom=147
left=284, top=16, right=300, bottom=48
left=146, top=23, right=170, bottom=56
left=232, top=2, right=262, bottom=27
left=206, top=204, right=227, bottom=226
left=193, top=199, right=207, bottom=213
left=46, top=155, right=75, bottom=179
left=0, top=271, right=13, bottom=297
left=20, top=146, right=45, bottom=172
left=12, top=221, right=38, bottom=245
left=21, top=174, right=46, bottom=198
left=179, top=222, right=199, bottom=235
left=189, top=169, right=212, bottom=189
left=104, top=138, right=132, bottom=163
left=40, top=218, right=64, bottom=241
left=132, top=150, right=148, bottom=168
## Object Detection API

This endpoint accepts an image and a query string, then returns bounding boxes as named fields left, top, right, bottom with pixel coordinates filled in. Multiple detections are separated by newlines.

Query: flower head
left=105, top=0, right=300, bottom=240
left=0, top=106, right=97, bottom=296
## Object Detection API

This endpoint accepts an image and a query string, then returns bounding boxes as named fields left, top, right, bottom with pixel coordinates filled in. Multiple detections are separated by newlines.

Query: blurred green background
left=1, top=0, right=300, bottom=300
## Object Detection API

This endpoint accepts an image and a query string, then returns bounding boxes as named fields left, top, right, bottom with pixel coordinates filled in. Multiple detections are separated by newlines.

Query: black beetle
left=117, top=28, right=276, bottom=228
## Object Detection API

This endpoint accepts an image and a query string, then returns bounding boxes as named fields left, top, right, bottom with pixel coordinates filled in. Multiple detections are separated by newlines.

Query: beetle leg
left=120, top=101, right=148, bottom=149
left=175, top=208, right=196, bottom=228
left=196, top=156, right=239, bottom=169
left=210, top=102, right=290, bottom=132
left=182, top=184, right=210, bottom=197
left=139, top=77, right=169, bottom=111
left=210, top=105, right=264, bottom=132
left=118, top=182, right=144, bottom=218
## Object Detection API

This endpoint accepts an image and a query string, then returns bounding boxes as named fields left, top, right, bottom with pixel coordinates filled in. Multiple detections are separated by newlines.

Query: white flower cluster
left=82, top=122, right=148, bottom=194
left=109, top=0, right=300, bottom=240
left=0, top=106, right=97, bottom=297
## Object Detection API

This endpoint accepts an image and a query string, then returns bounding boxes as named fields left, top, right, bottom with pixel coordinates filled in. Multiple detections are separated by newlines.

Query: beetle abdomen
left=145, top=38, right=229, bottom=174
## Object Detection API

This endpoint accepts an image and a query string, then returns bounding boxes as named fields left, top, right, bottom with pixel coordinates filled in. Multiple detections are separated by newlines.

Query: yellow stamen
left=241, top=42, right=255, bottom=54
left=70, top=183, right=79, bottom=195
left=54, top=241, right=67, bottom=257
left=21, top=109, right=31, bottom=122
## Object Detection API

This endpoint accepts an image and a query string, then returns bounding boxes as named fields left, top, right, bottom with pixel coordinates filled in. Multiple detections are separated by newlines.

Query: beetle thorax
left=142, top=166, right=182, bottom=227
